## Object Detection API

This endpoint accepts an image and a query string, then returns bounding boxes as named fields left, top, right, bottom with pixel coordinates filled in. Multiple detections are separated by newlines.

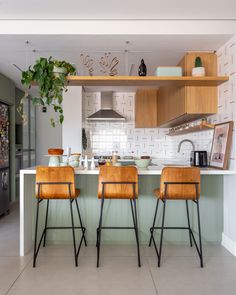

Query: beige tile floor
left=0, top=203, right=236, bottom=295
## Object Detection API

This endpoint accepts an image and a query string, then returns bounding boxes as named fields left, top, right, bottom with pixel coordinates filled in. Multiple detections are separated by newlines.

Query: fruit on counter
left=48, top=148, right=64, bottom=155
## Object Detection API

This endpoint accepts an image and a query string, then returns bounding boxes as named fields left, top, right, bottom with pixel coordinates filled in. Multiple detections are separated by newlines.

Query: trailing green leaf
left=20, top=57, right=76, bottom=127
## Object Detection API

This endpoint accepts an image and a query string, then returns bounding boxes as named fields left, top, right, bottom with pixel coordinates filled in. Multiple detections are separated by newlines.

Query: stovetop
left=94, top=155, right=134, bottom=160
left=94, top=155, right=120, bottom=160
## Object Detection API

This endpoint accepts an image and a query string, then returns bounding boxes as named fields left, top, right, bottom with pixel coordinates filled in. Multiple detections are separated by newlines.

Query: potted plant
left=21, top=57, right=76, bottom=127
left=192, top=56, right=205, bottom=77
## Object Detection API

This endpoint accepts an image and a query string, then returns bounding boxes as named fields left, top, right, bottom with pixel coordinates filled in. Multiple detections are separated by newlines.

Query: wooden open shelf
left=167, top=122, right=215, bottom=136
left=67, top=76, right=228, bottom=87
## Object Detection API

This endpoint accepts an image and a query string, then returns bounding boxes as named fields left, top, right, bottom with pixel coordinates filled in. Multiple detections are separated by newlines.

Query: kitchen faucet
left=177, top=139, right=195, bottom=153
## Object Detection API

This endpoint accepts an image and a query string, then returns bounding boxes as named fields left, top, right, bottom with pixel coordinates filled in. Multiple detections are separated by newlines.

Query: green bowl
left=134, top=158, right=151, bottom=168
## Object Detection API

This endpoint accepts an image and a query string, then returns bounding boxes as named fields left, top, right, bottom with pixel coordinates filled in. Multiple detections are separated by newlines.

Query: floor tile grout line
left=4, top=258, right=33, bottom=295
left=146, top=256, right=159, bottom=295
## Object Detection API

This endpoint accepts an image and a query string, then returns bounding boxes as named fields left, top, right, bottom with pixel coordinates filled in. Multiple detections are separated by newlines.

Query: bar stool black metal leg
left=130, top=199, right=136, bottom=227
left=132, top=199, right=141, bottom=267
left=158, top=199, right=166, bottom=267
left=75, top=199, right=87, bottom=247
left=196, top=199, right=203, bottom=268
left=96, top=228, right=99, bottom=248
left=186, top=200, right=192, bottom=247
left=69, top=199, right=78, bottom=267
left=43, top=200, right=50, bottom=247
left=149, top=199, right=159, bottom=247
left=33, top=198, right=40, bottom=267
left=97, top=197, right=105, bottom=267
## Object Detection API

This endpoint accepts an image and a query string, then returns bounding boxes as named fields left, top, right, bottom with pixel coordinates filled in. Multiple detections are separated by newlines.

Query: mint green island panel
left=36, top=175, right=223, bottom=246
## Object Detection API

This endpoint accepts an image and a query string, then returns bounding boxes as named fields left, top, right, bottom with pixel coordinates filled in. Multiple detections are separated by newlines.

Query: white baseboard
left=222, top=233, right=236, bottom=256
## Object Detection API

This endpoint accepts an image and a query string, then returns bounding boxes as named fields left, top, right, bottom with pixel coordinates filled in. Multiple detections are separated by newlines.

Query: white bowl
left=134, top=158, right=151, bottom=168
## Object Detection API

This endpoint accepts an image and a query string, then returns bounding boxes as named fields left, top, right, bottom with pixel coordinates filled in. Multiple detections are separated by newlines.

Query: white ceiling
left=0, top=34, right=232, bottom=92
left=0, top=0, right=235, bottom=19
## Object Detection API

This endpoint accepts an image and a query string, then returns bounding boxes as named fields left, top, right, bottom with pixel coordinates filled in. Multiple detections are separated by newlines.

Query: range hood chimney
left=87, top=91, right=125, bottom=121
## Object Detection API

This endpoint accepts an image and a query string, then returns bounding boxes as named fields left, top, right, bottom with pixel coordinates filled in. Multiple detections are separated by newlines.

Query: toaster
left=190, top=151, right=208, bottom=167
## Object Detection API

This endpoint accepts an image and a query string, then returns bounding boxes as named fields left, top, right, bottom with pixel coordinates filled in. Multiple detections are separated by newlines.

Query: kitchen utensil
left=112, top=151, right=118, bottom=164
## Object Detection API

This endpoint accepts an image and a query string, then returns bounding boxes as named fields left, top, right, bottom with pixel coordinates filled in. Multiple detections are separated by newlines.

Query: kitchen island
left=20, top=166, right=236, bottom=256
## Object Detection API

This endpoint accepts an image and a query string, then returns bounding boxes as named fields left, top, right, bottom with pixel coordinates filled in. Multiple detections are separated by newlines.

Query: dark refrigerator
left=0, top=102, right=10, bottom=215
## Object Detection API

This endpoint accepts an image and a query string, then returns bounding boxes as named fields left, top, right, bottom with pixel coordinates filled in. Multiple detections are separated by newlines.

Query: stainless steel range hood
left=87, top=91, right=125, bottom=121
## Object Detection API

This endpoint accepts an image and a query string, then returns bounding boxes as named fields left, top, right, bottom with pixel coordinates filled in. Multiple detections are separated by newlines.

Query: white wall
left=217, top=35, right=236, bottom=256
left=62, top=86, right=82, bottom=154
left=0, top=20, right=236, bottom=35
left=36, top=106, right=62, bottom=165
left=36, top=86, right=83, bottom=164
left=223, top=175, right=236, bottom=256
left=215, top=36, right=236, bottom=170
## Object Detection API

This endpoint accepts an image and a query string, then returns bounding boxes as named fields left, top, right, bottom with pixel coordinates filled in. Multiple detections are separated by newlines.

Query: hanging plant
left=21, top=57, right=76, bottom=127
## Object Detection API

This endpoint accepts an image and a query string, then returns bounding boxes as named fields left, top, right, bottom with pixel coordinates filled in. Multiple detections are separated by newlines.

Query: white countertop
left=20, top=166, right=236, bottom=176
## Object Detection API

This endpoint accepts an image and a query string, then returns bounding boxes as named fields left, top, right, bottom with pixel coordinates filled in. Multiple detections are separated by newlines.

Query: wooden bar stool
left=149, top=167, right=203, bottom=267
left=96, top=166, right=141, bottom=267
left=33, top=166, right=87, bottom=267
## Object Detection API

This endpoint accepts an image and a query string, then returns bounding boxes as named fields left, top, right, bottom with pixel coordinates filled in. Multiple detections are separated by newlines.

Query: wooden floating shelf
left=167, top=122, right=215, bottom=136
left=67, top=76, right=228, bottom=87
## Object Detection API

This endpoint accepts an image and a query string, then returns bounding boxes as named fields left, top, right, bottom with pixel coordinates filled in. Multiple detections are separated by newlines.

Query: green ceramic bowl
left=134, top=158, right=151, bottom=168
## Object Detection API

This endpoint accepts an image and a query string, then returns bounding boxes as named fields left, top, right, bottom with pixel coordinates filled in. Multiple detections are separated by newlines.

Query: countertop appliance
left=191, top=151, right=208, bottom=167
left=0, top=102, right=10, bottom=215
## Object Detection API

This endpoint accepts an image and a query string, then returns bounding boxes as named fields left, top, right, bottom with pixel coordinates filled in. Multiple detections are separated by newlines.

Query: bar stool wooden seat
left=33, top=166, right=87, bottom=267
left=96, top=166, right=141, bottom=267
left=149, top=167, right=203, bottom=267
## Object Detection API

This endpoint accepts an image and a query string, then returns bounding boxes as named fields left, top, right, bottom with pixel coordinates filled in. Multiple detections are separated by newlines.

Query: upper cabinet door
left=135, top=89, right=158, bottom=128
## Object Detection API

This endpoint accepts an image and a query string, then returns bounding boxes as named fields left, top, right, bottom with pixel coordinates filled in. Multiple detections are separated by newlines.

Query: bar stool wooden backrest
left=149, top=166, right=203, bottom=268
left=98, top=166, right=138, bottom=199
left=159, top=167, right=200, bottom=200
left=96, top=165, right=141, bottom=267
left=33, top=166, right=87, bottom=268
left=36, top=166, right=76, bottom=199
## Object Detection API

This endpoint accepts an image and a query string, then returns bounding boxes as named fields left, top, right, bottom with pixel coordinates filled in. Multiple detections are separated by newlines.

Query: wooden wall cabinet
left=157, top=52, right=218, bottom=127
left=157, top=86, right=217, bottom=127
left=135, top=89, right=158, bottom=128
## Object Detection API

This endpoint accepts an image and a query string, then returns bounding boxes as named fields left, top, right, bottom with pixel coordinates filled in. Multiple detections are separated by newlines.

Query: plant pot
left=192, top=67, right=205, bottom=77
left=53, top=66, right=67, bottom=77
